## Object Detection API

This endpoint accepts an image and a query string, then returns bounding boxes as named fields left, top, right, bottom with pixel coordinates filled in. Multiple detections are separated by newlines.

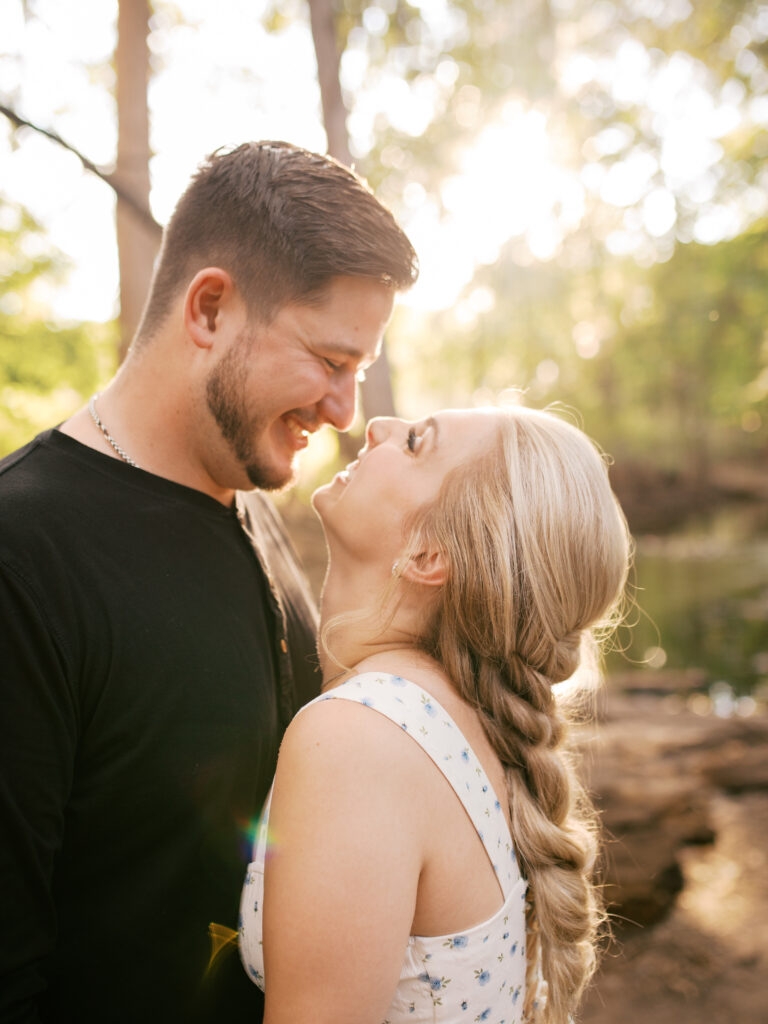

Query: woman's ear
left=400, top=550, right=448, bottom=588
left=183, top=268, right=236, bottom=349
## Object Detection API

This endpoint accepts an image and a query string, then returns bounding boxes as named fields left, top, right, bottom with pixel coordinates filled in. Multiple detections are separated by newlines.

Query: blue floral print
left=420, top=693, right=438, bottom=718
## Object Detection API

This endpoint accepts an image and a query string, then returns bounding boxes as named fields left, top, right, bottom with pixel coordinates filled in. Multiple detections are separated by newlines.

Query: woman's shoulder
left=292, top=668, right=456, bottom=741
left=272, top=676, right=439, bottom=859
left=279, top=673, right=429, bottom=779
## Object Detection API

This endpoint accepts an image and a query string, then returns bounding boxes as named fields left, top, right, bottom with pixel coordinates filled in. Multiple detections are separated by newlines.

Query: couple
left=0, top=142, right=629, bottom=1024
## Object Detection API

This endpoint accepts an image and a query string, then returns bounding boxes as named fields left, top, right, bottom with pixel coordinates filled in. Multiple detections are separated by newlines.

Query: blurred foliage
left=269, top=0, right=768, bottom=482
left=259, top=0, right=768, bottom=217
left=0, top=199, right=118, bottom=456
left=5, top=0, right=768, bottom=481
left=391, top=218, right=768, bottom=477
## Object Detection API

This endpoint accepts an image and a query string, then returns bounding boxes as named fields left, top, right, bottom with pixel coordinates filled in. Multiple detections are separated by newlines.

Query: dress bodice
left=239, top=672, right=528, bottom=1023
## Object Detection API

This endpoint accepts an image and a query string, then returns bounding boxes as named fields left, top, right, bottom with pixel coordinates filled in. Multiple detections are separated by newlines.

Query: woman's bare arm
left=262, top=698, right=426, bottom=1024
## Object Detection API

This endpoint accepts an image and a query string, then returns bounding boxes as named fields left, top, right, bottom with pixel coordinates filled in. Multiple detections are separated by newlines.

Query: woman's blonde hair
left=403, top=404, right=631, bottom=1024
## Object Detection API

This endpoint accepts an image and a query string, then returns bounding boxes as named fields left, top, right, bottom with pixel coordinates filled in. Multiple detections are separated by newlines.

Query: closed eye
left=324, top=358, right=367, bottom=382
left=407, top=427, right=418, bottom=453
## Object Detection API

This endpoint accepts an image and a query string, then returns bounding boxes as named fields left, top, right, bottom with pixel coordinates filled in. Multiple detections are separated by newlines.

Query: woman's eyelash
left=407, top=428, right=418, bottom=453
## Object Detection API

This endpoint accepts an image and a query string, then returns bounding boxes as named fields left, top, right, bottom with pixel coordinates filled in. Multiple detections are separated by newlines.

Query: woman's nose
left=365, top=417, right=398, bottom=447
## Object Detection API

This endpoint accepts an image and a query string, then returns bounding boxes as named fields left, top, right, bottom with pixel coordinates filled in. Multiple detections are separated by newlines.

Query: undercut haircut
left=136, top=141, right=419, bottom=342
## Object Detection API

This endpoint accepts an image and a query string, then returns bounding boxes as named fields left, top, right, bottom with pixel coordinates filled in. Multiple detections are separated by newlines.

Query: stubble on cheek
left=205, top=334, right=258, bottom=464
left=205, top=331, right=296, bottom=492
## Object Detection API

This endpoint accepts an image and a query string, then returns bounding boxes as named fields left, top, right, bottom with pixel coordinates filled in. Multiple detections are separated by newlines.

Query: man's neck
left=59, top=360, right=237, bottom=507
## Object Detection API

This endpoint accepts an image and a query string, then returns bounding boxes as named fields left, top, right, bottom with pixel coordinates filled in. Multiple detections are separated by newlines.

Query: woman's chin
left=310, top=484, right=329, bottom=513
left=311, top=474, right=346, bottom=517
left=310, top=489, right=333, bottom=540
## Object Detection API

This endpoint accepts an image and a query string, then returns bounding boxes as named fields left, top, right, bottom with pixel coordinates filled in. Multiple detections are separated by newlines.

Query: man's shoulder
left=0, top=429, right=118, bottom=505
left=0, top=432, right=59, bottom=513
left=0, top=432, right=48, bottom=479
left=0, top=431, right=98, bottom=555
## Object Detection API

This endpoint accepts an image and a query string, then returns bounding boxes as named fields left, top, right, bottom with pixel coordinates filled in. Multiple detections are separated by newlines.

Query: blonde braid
left=407, top=405, right=630, bottom=1024
left=439, top=636, right=601, bottom=1023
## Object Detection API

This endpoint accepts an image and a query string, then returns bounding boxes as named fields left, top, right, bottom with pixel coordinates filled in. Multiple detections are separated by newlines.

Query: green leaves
left=0, top=199, right=117, bottom=455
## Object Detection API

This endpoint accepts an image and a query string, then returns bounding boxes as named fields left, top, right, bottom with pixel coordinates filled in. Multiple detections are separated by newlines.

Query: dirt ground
left=581, top=791, right=768, bottom=1024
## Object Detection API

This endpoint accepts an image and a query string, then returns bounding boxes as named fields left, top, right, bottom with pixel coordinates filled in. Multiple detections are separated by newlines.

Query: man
left=0, top=140, right=417, bottom=1022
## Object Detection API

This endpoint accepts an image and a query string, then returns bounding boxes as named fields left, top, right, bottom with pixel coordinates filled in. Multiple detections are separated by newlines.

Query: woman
left=239, top=404, right=631, bottom=1024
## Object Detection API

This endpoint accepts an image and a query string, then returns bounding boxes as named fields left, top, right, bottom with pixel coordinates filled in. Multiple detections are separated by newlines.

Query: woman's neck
left=318, top=560, right=426, bottom=688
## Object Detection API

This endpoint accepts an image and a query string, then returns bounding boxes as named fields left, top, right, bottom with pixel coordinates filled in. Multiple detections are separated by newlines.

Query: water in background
left=607, top=501, right=768, bottom=699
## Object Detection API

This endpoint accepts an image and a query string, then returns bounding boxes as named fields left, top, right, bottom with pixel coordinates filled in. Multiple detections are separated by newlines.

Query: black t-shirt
left=0, top=430, right=320, bottom=1022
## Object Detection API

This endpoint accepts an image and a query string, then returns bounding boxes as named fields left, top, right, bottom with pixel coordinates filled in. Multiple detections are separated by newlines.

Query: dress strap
left=306, top=672, right=522, bottom=896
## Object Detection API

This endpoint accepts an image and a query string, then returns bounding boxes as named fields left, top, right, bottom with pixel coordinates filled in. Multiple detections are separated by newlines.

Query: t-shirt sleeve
left=0, top=559, right=78, bottom=1021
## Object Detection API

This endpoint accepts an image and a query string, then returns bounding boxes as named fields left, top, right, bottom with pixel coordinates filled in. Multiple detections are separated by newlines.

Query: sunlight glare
left=572, top=321, right=602, bottom=359
left=3, top=0, right=764, bottom=327
left=642, top=188, right=677, bottom=237
left=403, top=105, right=573, bottom=312
left=693, top=204, right=743, bottom=245
left=599, top=150, right=658, bottom=207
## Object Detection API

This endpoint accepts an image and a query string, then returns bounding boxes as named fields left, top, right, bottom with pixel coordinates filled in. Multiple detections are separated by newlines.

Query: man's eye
left=407, top=428, right=418, bottom=453
left=324, top=358, right=343, bottom=372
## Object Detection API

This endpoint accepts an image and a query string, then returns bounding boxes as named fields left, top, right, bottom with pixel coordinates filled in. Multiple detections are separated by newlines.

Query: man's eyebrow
left=325, top=341, right=378, bottom=366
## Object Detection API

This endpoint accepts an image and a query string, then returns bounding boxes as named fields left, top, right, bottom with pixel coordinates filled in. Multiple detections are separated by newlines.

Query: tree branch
left=0, top=102, right=162, bottom=238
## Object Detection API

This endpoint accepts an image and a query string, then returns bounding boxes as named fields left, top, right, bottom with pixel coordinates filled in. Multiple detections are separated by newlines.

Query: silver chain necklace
left=88, top=393, right=140, bottom=468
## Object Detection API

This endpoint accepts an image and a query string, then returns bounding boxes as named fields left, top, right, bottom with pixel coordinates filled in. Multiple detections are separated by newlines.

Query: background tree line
left=1, top=0, right=766, bottom=509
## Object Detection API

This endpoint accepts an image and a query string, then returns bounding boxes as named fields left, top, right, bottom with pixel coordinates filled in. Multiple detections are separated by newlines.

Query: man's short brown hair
left=137, top=141, right=418, bottom=341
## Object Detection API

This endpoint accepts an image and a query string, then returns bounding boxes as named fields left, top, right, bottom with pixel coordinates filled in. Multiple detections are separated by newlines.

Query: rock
left=699, top=740, right=768, bottom=792
left=607, top=668, right=709, bottom=696
left=581, top=792, right=768, bottom=1024
left=584, top=747, right=715, bottom=926
left=574, top=688, right=768, bottom=927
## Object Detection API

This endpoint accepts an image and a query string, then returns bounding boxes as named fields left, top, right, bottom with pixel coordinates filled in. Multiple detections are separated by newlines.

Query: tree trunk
left=307, top=0, right=397, bottom=421
left=115, top=0, right=159, bottom=361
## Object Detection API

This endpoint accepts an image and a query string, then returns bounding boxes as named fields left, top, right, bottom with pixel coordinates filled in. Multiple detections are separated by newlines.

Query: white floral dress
left=239, top=672, right=528, bottom=1023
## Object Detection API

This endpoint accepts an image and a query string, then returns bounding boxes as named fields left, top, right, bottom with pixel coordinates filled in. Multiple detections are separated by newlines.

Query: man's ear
left=183, top=268, right=236, bottom=349
left=400, top=550, right=448, bottom=588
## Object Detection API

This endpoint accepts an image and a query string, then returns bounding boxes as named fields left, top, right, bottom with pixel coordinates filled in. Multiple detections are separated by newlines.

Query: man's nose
left=318, top=371, right=358, bottom=432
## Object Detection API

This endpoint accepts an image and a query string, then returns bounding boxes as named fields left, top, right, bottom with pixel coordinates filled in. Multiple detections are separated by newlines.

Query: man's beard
left=205, top=330, right=294, bottom=491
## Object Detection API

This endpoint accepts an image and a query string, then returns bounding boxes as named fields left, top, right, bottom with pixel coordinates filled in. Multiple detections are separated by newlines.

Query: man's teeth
left=285, top=418, right=308, bottom=439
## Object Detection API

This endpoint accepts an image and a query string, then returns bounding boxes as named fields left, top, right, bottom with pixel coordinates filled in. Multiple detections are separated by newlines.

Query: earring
left=391, top=560, right=400, bottom=577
